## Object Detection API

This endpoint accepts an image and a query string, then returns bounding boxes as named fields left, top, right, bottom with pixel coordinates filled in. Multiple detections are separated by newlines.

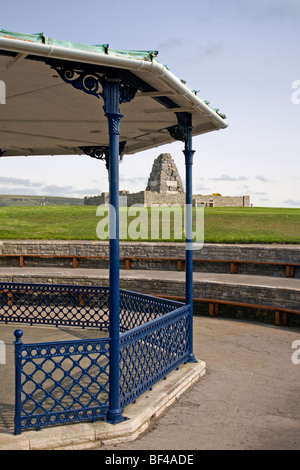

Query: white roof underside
left=0, top=35, right=228, bottom=158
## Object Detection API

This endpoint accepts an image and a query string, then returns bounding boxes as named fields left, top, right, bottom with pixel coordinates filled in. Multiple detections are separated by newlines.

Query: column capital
left=106, top=112, right=124, bottom=135
left=102, top=78, right=121, bottom=116
left=183, top=149, right=195, bottom=166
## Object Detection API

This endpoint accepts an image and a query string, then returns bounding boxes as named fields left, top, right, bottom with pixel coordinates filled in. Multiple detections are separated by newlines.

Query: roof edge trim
left=0, top=35, right=228, bottom=130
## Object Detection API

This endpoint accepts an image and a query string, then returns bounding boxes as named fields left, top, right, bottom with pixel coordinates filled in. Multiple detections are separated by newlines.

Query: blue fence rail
left=0, top=282, right=110, bottom=329
left=119, top=289, right=184, bottom=332
left=0, top=282, right=190, bottom=434
left=14, top=330, right=110, bottom=434
left=119, top=305, right=190, bottom=409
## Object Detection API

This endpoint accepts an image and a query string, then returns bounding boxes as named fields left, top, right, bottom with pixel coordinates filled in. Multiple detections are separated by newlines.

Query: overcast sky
left=0, top=0, right=299, bottom=208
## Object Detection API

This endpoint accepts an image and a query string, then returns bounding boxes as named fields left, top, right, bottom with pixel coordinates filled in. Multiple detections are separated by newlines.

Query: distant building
left=84, top=153, right=251, bottom=208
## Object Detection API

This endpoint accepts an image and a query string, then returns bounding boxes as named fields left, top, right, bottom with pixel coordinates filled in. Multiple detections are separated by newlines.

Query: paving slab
left=0, top=266, right=300, bottom=288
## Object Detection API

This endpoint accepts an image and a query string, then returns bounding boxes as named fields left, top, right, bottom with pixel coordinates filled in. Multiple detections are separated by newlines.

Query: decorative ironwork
left=119, top=140, right=126, bottom=158
left=0, top=282, right=110, bottom=330
left=14, top=330, right=110, bottom=434
left=167, top=112, right=192, bottom=144
left=52, top=65, right=137, bottom=105
left=107, top=113, right=123, bottom=135
left=6, top=282, right=189, bottom=434
left=119, top=305, right=190, bottom=408
left=80, top=141, right=127, bottom=170
left=50, top=63, right=138, bottom=182
left=119, top=82, right=138, bottom=104
left=119, top=289, right=182, bottom=332
left=52, top=66, right=104, bottom=98
left=80, top=146, right=110, bottom=170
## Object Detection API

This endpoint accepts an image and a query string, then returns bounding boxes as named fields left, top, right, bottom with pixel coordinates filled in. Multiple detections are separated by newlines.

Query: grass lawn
left=203, top=207, right=300, bottom=244
left=0, top=205, right=299, bottom=244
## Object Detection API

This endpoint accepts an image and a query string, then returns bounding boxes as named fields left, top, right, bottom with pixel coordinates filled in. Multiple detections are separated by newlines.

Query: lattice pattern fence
left=0, top=282, right=110, bottom=329
left=14, top=332, right=110, bottom=434
left=0, top=282, right=190, bottom=434
left=119, top=305, right=190, bottom=408
left=119, top=289, right=183, bottom=332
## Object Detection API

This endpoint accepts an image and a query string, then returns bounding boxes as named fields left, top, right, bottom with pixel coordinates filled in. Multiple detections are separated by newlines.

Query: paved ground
left=0, top=266, right=300, bottom=290
left=96, top=316, right=300, bottom=451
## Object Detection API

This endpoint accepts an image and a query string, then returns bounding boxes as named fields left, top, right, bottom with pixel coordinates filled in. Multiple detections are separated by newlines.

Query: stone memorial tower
left=145, top=153, right=185, bottom=193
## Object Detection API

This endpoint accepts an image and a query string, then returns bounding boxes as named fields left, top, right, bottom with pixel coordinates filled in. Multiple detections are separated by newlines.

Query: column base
left=106, top=408, right=128, bottom=425
left=187, top=353, right=198, bottom=364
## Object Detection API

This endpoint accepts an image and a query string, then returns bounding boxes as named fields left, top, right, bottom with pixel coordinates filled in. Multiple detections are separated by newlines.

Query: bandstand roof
left=0, top=29, right=228, bottom=158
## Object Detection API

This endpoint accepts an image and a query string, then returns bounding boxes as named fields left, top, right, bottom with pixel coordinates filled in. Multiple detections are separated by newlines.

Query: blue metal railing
left=119, top=289, right=183, bottom=332
left=119, top=304, right=190, bottom=408
left=0, top=282, right=110, bottom=329
left=14, top=330, right=110, bottom=434
left=0, top=282, right=190, bottom=434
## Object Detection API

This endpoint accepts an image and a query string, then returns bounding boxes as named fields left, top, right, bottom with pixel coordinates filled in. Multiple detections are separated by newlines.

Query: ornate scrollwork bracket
left=168, top=112, right=194, bottom=165
left=80, top=141, right=126, bottom=171
left=167, top=112, right=192, bottom=145
left=51, top=65, right=137, bottom=104
left=52, top=66, right=104, bottom=98
left=51, top=64, right=137, bottom=169
left=80, top=146, right=109, bottom=169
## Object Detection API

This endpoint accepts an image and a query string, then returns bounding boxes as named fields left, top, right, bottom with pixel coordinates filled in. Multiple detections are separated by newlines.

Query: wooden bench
left=193, top=258, right=299, bottom=277
left=0, top=254, right=299, bottom=278
left=156, top=294, right=300, bottom=326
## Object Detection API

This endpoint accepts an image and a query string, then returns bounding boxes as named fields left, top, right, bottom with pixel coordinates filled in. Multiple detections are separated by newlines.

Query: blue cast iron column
left=14, top=329, right=23, bottom=435
left=103, top=79, right=124, bottom=424
left=48, top=65, right=137, bottom=423
left=183, top=125, right=197, bottom=363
